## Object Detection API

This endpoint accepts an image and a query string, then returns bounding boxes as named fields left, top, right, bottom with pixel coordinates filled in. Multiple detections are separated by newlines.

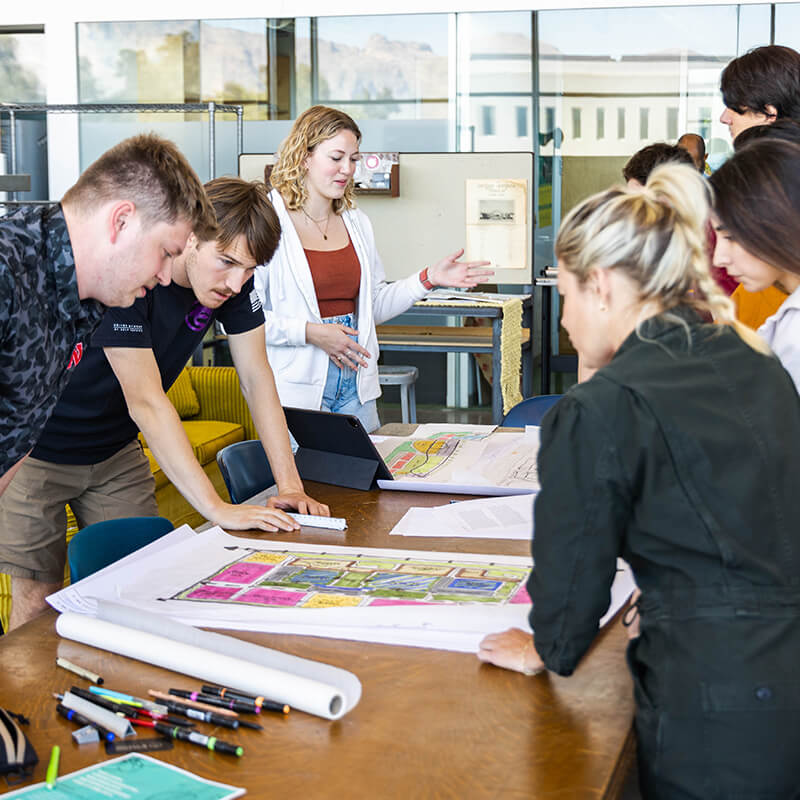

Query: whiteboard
left=239, top=151, right=534, bottom=284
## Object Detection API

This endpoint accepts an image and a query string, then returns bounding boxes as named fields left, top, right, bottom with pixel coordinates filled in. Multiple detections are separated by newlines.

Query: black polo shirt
left=33, top=277, right=264, bottom=465
left=0, top=204, right=105, bottom=476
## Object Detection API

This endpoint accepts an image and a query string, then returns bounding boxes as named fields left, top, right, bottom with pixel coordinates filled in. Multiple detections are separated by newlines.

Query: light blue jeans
left=320, top=313, right=380, bottom=433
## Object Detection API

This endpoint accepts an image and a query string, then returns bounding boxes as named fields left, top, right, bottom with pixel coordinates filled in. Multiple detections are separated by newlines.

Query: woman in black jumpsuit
left=478, top=162, right=800, bottom=799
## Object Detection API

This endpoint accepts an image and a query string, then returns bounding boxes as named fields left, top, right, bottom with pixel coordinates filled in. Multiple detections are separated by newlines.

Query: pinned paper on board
left=465, top=178, right=528, bottom=270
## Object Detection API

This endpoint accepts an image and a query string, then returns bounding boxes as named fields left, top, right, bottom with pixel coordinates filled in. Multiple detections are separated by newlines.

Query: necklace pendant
left=323, top=234, right=328, bottom=240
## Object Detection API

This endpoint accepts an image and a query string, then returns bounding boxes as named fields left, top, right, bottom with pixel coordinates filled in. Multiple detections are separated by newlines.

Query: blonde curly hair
left=269, top=105, right=361, bottom=214
left=555, top=163, right=769, bottom=354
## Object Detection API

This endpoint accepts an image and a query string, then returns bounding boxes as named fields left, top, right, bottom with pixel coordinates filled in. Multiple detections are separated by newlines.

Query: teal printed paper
left=1, top=753, right=245, bottom=799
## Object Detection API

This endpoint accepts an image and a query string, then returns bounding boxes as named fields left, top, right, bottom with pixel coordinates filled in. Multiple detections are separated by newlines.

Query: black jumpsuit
left=529, top=308, right=800, bottom=799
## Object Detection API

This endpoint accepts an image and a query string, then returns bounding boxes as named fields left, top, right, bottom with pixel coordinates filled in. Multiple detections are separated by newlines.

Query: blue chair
left=67, top=516, right=174, bottom=583
left=501, top=394, right=563, bottom=427
left=216, top=439, right=275, bottom=505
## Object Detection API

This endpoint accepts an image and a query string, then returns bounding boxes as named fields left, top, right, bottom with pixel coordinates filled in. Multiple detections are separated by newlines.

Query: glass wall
left=0, top=29, right=48, bottom=203
left=70, top=3, right=785, bottom=267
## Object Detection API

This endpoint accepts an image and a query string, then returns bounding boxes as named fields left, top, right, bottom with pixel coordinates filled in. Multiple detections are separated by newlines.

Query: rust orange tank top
left=304, top=239, right=361, bottom=318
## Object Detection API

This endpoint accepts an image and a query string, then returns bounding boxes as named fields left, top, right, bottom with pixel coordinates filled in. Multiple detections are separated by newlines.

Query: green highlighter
left=45, top=745, right=60, bottom=790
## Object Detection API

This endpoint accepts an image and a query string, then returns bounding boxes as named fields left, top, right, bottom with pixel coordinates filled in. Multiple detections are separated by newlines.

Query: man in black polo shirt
left=0, top=133, right=213, bottom=498
left=0, top=177, right=328, bottom=629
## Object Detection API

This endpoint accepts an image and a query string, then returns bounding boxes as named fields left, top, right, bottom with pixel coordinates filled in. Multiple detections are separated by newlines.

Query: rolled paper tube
left=56, top=613, right=353, bottom=720
left=96, top=601, right=361, bottom=713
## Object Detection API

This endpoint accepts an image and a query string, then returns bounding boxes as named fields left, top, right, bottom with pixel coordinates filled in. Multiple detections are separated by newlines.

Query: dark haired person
left=720, top=44, right=800, bottom=139
left=0, top=133, right=214, bottom=498
left=622, top=142, right=694, bottom=187
left=0, top=177, right=328, bottom=631
left=677, top=132, right=708, bottom=174
left=718, top=46, right=800, bottom=329
left=712, top=138, right=800, bottom=395
left=478, top=163, right=800, bottom=797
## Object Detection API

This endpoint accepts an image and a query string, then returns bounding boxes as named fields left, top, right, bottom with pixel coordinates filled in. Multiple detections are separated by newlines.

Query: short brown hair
left=270, top=105, right=361, bottom=213
left=62, top=133, right=216, bottom=240
left=622, top=143, right=694, bottom=185
left=200, top=177, right=281, bottom=266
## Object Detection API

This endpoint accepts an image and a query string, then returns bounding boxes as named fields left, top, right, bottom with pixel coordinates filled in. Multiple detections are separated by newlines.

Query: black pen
left=153, top=696, right=243, bottom=730
left=201, top=685, right=290, bottom=714
left=55, top=703, right=115, bottom=742
left=153, top=722, right=243, bottom=757
left=169, top=688, right=260, bottom=715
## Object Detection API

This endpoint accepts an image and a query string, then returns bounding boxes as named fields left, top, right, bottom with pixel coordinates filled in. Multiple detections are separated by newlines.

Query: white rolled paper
left=56, top=612, right=358, bottom=720
left=95, top=601, right=362, bottom=713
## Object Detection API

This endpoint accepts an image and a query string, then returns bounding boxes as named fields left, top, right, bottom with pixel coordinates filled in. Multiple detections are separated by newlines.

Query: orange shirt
left=305, top=239, right=361, bottom=318
left=732, top=284, right=788, bottom=331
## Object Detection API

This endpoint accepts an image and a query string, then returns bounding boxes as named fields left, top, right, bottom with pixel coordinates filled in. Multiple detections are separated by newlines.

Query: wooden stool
left=378, top=365, right=418, bottom=423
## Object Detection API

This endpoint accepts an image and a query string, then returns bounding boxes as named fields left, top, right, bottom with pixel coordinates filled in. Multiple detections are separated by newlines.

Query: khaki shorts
left=0, top=440, right=158, bottom=582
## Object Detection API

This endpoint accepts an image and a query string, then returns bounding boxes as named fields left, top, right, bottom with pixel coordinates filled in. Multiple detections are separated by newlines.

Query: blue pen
left=55, top=703, right=115, bottom=741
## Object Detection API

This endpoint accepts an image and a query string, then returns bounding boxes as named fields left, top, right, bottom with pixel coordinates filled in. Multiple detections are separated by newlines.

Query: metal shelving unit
left=0, top=101, right=244, bottom=204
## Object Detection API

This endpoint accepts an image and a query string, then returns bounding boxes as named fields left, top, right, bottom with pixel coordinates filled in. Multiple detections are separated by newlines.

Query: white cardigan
left=255, top=190, right=428, bottom=411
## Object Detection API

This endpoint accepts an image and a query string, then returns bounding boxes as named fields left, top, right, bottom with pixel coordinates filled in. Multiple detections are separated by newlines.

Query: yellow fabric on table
left=414, top=296, right=524, bottom=415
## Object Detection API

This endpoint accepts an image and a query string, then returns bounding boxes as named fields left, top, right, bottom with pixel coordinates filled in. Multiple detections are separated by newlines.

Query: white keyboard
left=287, top=512, right=347, bottom=530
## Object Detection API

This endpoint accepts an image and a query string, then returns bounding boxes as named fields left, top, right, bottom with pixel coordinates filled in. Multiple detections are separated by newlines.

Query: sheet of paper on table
left=374, top=426, right=540, bottom=496
left=390, top=493, right=535, bottom=540
left=47, top=526, right=635, bottom=653
left=0, top=753, right=244, bottom=799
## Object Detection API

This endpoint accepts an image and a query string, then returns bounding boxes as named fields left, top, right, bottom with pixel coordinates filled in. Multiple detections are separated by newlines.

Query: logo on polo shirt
left=67, top=342, right=83, bottom=370
left=185, top=301, right=213, bottom=332
left=250, top=289, right=262, bottom=313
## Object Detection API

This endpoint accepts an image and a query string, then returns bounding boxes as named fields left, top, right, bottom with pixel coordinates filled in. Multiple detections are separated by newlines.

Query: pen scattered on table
left=45, top=744, right=60, bottom=790
left=202, top=684, right=291, bottom=715
left=88, top=685, right=169, bottom=714
left=143, top=720, right=244, bottom=757
left=55, top=703, right=116, bottom=742
left=169, top=688, right=261, bottom=714
left=55, top=656, right=103, bottom=685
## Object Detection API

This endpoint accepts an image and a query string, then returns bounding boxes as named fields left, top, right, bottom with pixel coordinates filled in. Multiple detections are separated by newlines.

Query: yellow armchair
left=0, top=365, right=256, bottom=633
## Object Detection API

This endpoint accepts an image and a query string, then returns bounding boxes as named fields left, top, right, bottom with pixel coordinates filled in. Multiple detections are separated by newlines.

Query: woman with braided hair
left=478, top=163, right=800, bottom=798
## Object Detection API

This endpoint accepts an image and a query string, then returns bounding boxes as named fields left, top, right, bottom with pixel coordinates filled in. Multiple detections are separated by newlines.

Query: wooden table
left=0, top=481, right=634, bottom=798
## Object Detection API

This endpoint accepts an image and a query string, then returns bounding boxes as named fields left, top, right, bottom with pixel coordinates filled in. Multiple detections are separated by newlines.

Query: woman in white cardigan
left=255, top=106, right=492, bottom=431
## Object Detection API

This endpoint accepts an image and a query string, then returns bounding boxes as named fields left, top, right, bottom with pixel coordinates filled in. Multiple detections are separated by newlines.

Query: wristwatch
left=420, top=267, right=434, bottom=290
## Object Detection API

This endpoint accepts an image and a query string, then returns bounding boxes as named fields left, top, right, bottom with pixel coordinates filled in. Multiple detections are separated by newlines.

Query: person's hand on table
left=268, top=491, right=331, bottom=517
left=477, top=627, right=545, bottom=675
left=306, top=322, right=371, bottom=371
left=427, top=248, right=494, bottom=289
left=210, top=502, right=300, bottom=532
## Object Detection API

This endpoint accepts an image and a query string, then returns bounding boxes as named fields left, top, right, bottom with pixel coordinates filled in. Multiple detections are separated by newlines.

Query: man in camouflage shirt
left=0, top=133, right=215, bottom=497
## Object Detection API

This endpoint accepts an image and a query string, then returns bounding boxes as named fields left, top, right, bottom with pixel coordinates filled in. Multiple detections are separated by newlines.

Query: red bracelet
left=420, top=267, right=434, bottom=290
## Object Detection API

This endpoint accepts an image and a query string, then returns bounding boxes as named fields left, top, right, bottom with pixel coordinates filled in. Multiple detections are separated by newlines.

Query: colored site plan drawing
left=172, top=548, right=532, bottom=610
left=380, top=430, right=488, bottom=479
left=374, top=428, right=541, bottom=494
